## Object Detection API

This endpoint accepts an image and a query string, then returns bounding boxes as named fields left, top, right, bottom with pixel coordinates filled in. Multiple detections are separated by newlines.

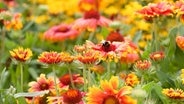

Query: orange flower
left=124, top=73, right=139, bottom=87
left=38, top=51, right=62, bottom=64
left=10, top=47, right=33, bottom=62
left=87, top=76, right=137, bottom=104
left=63, top=89, right=82, bottom=104
left=137, top=2, right=173, bottom=20
left=60, top=52, right=75, bottom=63
left=59, top=74, right=84, bottom=87
left=135, top=60, right=151, bottom=70
left=28, top=74, right=55, bottom=92
left=162, top=88, right=184, bottom=99
left=77, top=51, right=98, bottom=64
left=44, top=24, right=79, bottom=42
left=176, top=36, right=184, bottom=51
left=150, top=51, right=164, bottom=61
left=79, top=0, right=100, bottom=12
left=73, top=9, right=111, bottom=32
left=106, top=31, right=124, bottom=42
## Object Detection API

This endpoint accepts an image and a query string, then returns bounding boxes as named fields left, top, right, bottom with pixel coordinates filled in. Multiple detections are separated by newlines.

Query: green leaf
left=133, top=31, right=142, bottom=44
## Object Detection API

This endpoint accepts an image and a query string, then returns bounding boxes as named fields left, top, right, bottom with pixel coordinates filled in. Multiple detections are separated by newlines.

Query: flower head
left=176, top=35, right=184, bottom=51
left=63, top=89, right=82, bottom=104
left=150, top=51, right=164, bottom=61
left=77, top=51, right=98, bottom=64
left=174, top=0, right=184, bottom=15
left=38, top=51, right=62, bottom=64
left=106, top=31, right=124, bottom=42
left=59, top=74, right=84, bottom=87
left=73, top=9, right=111, bottom=32
left=44, top=24, right=79, bottom=42
left=135, top=60, right=151, bottom=70
left=162, top=88, right=184, bottom=99
left=10, top=47, right=33, bottom=62
left=87, top=76, right=136, bottom=104
left=60, top=52, right=75, bottom=63
left=124, top=73, right=139, bottom=87
left=28, top=74, right=55, bottom=92
left=137, top=2, right=173, bottom=20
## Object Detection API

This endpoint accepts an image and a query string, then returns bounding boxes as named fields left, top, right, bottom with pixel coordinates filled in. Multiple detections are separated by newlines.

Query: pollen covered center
left=103, top=95, right=120, bottom=104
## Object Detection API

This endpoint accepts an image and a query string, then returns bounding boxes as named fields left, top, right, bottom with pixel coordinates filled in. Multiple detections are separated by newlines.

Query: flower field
left=1, top=0, right=184, bottom=104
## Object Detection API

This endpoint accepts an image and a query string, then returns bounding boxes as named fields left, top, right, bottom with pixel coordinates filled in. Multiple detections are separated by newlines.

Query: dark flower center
left=101, top=41, right=116, bottom=52
left=63, top=89, right=82, bottom=104
left=84, top=9, right=100, bottom=19
left=56, top=27, right=70, bottom=33
left=40, top=83, right=49, bottom=90
left=103, top=95, right=120, bottom=104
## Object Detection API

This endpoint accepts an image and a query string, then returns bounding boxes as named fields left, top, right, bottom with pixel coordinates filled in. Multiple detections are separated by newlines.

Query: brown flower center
left=56, top=27, right=70, bottom=33
left=103, top=95, right=120, bottom=104
left=63, top=89, right=82, bottom=104
left=84, top=9, right=100, bottom=19
left=101, top=41, right=116, bottom=52
left=40, top=83, right=49, bottom=90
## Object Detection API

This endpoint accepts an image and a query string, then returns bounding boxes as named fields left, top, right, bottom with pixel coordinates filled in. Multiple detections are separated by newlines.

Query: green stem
left=88, top=31, right=95, bottom=41
left=107, top=62, right=111, bottom=79
left=87, top=68, right=91, bottom=87
left=0, top=27, right=5, bottom=67
left=52, top=65, right=59, bottom=96
left=83, top=65, right=87, bottom=92
left=20, top=63, right=23, bottom=92
left=68, top=65, right=75, bottom=89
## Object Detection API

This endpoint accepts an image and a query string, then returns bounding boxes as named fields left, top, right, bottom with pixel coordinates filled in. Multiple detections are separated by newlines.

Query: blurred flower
left=89, top=65, right=105, bottom=74
left=174, top=0, right=184, bottom=15
left=4, top=13, right=22, bottom=30
left=74, top=45, right=86, bottom=53
left=176, top=35, right=184, bottom=51
left=28, top=74, right=55, bottom=92
left=124, top=73, right=139, bottom=87
left=150, top=51, right=164, bottom=61
left=59, top=74, right=84, bottom=87
left=1, top=0, right=16, bottom=7
left=44, top=24, right=79, bottom=42
left=137, top=2, right=174, bottom=20
left=9, top=47, right=33, bottom=62
left=87, top=76, right=136, bottom=104
left=73, top=9, right=111, bottom=32
left=162, top=88, right=184, bottom=99
left=38, top=51, right=62, bottom=64
left=77, top=51, right=98, bottom=64
left=63, top=89, right=82, bottom=104
left=106, top=31, right=124, bottom=42
left=47, top=96, right=63, bottom=104
left=135, top=60, right=151, bottom=70
left=60, top=52, right=75, bottom=64
left=79, top=0, right=100, bottom=12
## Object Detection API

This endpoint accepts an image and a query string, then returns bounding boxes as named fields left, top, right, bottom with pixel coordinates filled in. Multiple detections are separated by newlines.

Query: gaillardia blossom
left=176, top=35, right=184, bottom=51
left=87, top=76, right=137, bottom=104
left=137, top=2, right=173, bottom=20
left=106, top=31, right=124, bottom=42
left=135, top=60, right=151, bottom=70
left=63, top=89, right=82, bottom=104
left=149, top=51, right=164, bottom=61
left=162, top=88, right=184, bottom=99
left=124, top=73, right=139, bottom=87
left=10, top=47, right=33, bottom=62
left=28, top=74, right=55, bottom=92
left=38, top=51, right=62, bottom=64
left=44, top=24, right=79, bottom=42
left=73, top=9, right=111, bottom=32
left=77, top=51, right=98, bottom=64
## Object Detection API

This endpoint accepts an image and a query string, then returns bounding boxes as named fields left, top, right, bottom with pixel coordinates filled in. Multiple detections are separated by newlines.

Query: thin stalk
left=83, top=65, right=87, bottom=92
left=87, top=68, right=91, bottom=87
left=106, top=62, right=111, bottom=79
left=0, top=27, right=5, bottom=67
left=52, top=65, right=59, bottom=96
left=20, top=63, right=23, bottom=92
left=68, top=65, right=75, bottom=89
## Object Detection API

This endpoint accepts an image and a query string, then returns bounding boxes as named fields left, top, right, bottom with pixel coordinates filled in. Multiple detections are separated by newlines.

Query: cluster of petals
left=162, top=88, right=184, bottom=99
left=38, top=51, right=62, bottom=64
left=77, top=50, right=98, bottom=64
left=73, top=9, right=111, bottom=32
left=135, top=60, right=151, bottom=70
left=137, top=2, right=174, bottom=19
left=149, top=51, right=165, bottom=61
left=176, top=35, right=184, bottom=51
left=124, top=73, right=139, bottom=87
left=9, top=47, right=33, bottom=62
left=44, top=24, right=79, bottom=42
left=87, top=76, right=136, bottom=104
left=174, top=0, right=184, bottom=15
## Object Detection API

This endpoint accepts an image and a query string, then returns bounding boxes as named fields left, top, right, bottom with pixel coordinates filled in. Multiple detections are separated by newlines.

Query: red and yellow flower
left=73, top=9, right=111, bottom=32
left=135, top=60, right=151, bottom=70
left=87, top=76, right=137, bottom=104
left=106, top=31, right=124, bottom=42
left=28, top=74, right=55, bottom=92
left=150, top=51, right=164, bottom=61
left=162, top=88, right=184, bottom=99
left=176, top=35, right=184, bottom=51
left=10, top=47, right=33, bottom=62
left=60, top=52, right=75, bottom=64
left=38, top=51, right=62, bottom=64
left=124, top=73, right=139, bottom=87
left=77, top=51, right=98, bottom=64
left=44, top=24, right=79, bottom=42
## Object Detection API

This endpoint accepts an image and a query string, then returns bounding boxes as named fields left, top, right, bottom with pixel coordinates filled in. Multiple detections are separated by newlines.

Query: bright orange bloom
left=59, top=74, right=84, bottom=87
left=63, top=89, right=82, bottom=104
left=137, top=2, right=173, bottom=20
left=124, top=73, right=139, bottom=87
left=38, top=51, right=62, bottom=64
left=44, top=24, right=79, bottom=42
left=28, top=74, right=55, bottom=92
left=150, top=51, right=164, bottom=61
left=162, top=88, right=184, bottom=99
left=135, top=60, right=151, bottom=70
left=10, top=47, right=33, bottom=62
left=60, top=52, right=75, bottom=63
left=77, top=51, right=98, bottom=64
left=74, top=45, right=86, bottom=53
left=73, top=9, right=111, bottom=32
left=106, top=31, right=124, bottom=42
left=87, top=76, right=137, bottom=104
left=176, top=36, right=184, bottom=51
left=79, top=0, right=100, bottom=12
